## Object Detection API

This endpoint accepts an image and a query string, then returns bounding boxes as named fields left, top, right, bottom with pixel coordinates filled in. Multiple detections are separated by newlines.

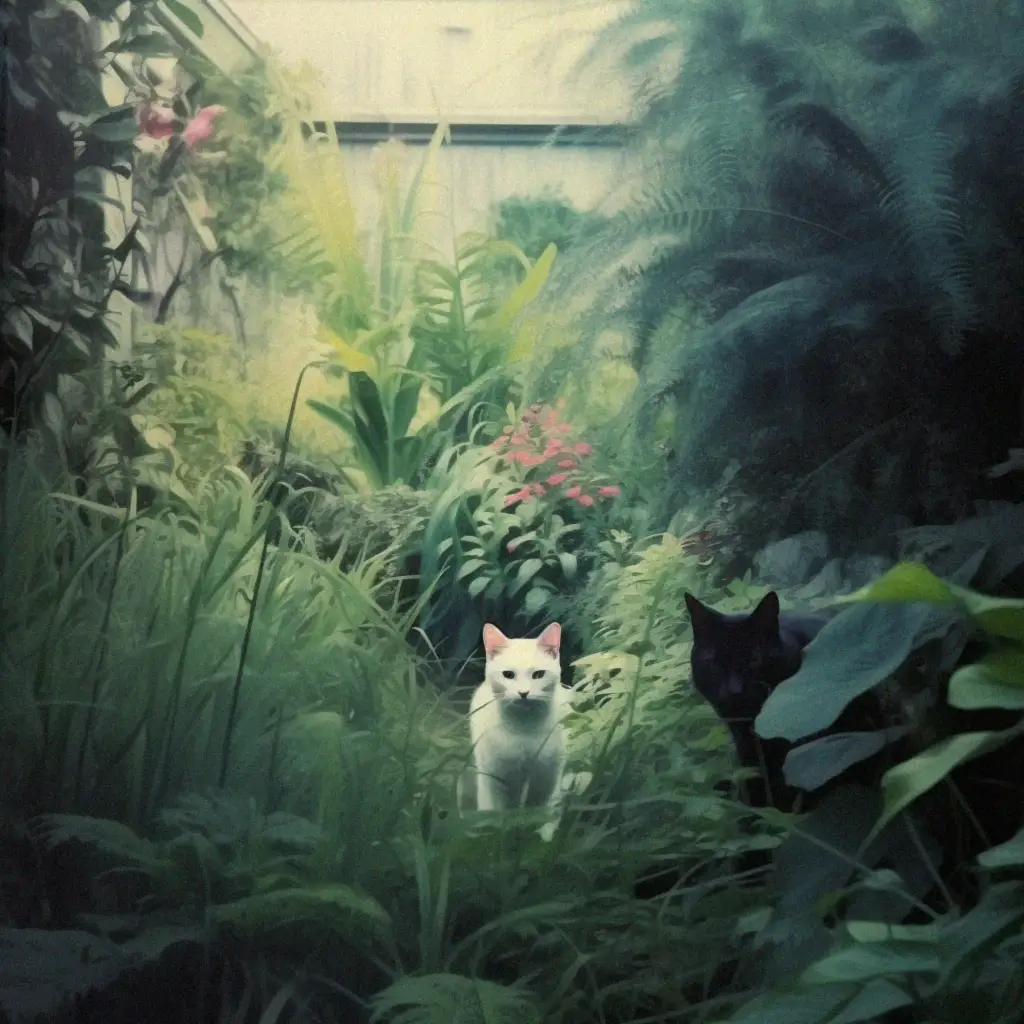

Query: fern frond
left=880, top=126, right=976, bottom=355
left=34, top=814, right=168, bottom=871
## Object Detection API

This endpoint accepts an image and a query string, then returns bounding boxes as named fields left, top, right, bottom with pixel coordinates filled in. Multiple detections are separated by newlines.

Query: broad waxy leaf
left=757, top=603, right=939, bottom=742
left=842, top=560, right=1024, bottom=641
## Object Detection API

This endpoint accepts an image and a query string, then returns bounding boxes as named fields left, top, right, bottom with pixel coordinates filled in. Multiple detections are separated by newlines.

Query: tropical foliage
left=4, top=0, right=1024, bottom=1023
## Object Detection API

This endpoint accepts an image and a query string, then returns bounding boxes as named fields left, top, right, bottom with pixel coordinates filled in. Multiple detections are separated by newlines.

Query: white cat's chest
left=468, top=683, right=566, bottom=764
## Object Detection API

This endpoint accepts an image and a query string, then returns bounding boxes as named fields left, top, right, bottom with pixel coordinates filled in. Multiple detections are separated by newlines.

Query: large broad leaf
left=871, top=722, right=1024, bottom=841
left=947, top=646, right=1024, bottom=710
left=784, top=729, right=908, bottom=792
left=725, top=987, right=851, bottom=1024
left=842, top=561, right=1024, bottom=642
left=799, top=943, right=940, bottom=985
left=756, top=603, right=942, bottom=742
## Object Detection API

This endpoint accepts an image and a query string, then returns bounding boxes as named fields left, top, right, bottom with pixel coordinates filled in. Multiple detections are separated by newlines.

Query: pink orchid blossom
left=576, top=494, right=595, bottom=507
left=182, top=105, right=226, bottom=149
left=565, top=486, right=582, bottom=499
left=546, top=472, right=569, bottom=486
left=573, top=442, right=593, bottom=456
left=598, top=485, right=621, bottom=497
left=557, top=458, right=577, bottom=469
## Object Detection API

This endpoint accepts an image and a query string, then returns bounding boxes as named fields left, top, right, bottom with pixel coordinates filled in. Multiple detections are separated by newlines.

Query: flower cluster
left=491, top=401, right=622, bottom=510
left=136, top=103, right=226, bottom=153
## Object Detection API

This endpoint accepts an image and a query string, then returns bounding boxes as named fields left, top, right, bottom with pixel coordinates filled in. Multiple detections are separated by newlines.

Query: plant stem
left=217, top=360, right=324, bottom=788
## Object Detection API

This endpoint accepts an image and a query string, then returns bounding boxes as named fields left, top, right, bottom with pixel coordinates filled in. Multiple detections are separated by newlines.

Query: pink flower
left=557, top=459, right=577, bottom=469
left=573, top=442, right=593, bottom=456
left=520, top=453, right=546, bottom=467
left=598, top=485, right=621, bottom=497
left=182, top=105, right=226, bottom=149
left=576, top=494, right=595, bottom=507
left=137, top=104, right=177, bottom=139
left=510, top=433, right=528, bottom=446
left=530, top=483, right=546, bottom=496
left=491, top=436, right=509, bottom=448
left=507, top=540, right=519, bottom=553
left=565, top=486, right=582, bottom=499
left=503, top=486, right=535, bottom=508
left=546, top=472, right=568, bottom=486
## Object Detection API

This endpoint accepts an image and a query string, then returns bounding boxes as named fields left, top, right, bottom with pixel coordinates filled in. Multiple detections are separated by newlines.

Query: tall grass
left=0, top=429, right=445, bottom=831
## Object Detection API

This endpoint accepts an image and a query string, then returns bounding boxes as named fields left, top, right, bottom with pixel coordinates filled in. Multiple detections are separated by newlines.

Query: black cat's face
left=685, top=591, right=802, bottom=720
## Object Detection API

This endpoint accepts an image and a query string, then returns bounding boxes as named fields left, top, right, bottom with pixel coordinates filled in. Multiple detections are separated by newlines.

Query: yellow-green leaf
left=948, top=648, right=1024, bottom=710
left=318, top=324, right=376, bottom=375
left=839, top=561, right=955, bottom=606
left=486, top=243, right=557, bottom=336
left=954, top=588, right=1024, bottom=642
left=870, top=724, right=1024, bottom=842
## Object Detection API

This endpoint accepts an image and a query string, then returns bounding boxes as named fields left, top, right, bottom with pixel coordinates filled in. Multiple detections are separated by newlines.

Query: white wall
left=231, top=0, right=638, bottom=234
left=230, top=0, right=633, bottom=123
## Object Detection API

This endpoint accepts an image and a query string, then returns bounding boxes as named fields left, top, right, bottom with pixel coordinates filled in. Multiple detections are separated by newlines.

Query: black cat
left=684, top=590, right=828, bottom=810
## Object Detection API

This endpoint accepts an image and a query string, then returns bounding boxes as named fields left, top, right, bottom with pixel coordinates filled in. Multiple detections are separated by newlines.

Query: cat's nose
left=518, top=690, right=530, bottom=700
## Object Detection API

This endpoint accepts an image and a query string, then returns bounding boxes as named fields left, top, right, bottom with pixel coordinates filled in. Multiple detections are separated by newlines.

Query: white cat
left=462, top=622, right=568, bottom=825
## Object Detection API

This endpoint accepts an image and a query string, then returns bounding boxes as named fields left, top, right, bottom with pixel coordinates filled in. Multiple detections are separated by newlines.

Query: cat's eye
left=531, top=670, right=545, bottom=680
left=502, top=670, right=515, bottom=680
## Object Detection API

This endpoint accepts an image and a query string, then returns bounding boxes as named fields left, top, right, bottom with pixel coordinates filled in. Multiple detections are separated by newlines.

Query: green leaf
left=42, top=393, right=64, bottom=437
left=456, top=559, right=488, bottom=581
left=800, top=943, right=940, bottom=985
left=784, top=729, right=907, bottom=792
left=726, top=988, right=851, bottom=1024
left=871, top=723, right=1024, bottom=841
left=2, top=307, right=34, bottom=352
left=557, top=551, right=578, bottom=579
left=163, top=0, right=205, bottom=37
left=211, top=885, right=391, bottom=943
left=524, top=587, right=549, bottom=616
left=467, top=576, right=491, bottom=599
left=948, top=647, right=1024, bottom=710
left=841, top=561, right=957, bottom=606
left=509, top=558, right=544, bottom=597
left=756, top=603, right=941, bottom=742
left=844, top=560, right=1024, bottom=642
left=977, top=828, right=1024, bottom=869
left=828, top=979, right=914, bottom=1024
left=370, top=973, right=541, bottom=1024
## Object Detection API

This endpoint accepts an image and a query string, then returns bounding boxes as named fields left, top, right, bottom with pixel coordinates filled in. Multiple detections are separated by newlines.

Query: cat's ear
left=749, top=591, right=781, bottom=632
left=537, top=622, right=561, bottom=659
left=482, top=624, right=509, bottom=658
left=684, top=592, right=717, bottom=637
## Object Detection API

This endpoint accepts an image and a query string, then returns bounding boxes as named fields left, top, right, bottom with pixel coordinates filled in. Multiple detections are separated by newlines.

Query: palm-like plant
left=548, top=0, right=1024, bottom=553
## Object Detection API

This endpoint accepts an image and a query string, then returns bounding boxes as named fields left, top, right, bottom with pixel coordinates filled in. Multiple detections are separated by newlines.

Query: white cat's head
left=482, top=622, right=562, bottom=713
